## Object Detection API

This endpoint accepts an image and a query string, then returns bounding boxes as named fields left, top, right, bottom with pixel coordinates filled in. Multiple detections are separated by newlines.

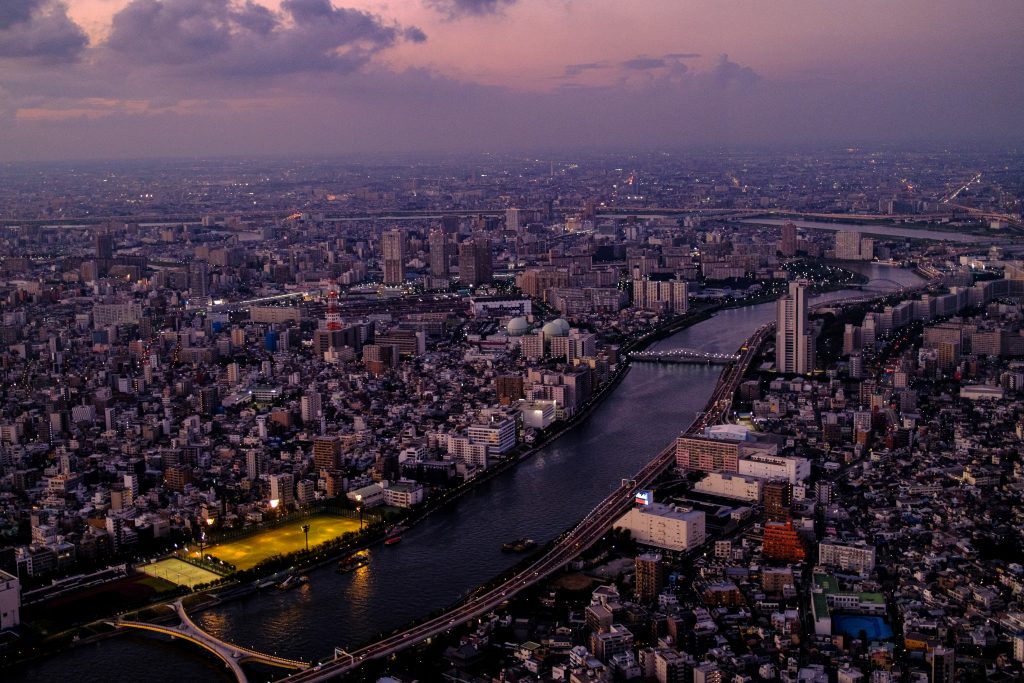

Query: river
left=6, top=263, right=921, bottom=683
left=739, top=217, right=992, bottom=244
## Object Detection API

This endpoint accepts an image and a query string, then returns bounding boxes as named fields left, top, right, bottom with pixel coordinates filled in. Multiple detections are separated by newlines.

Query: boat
left=384, top=535, right=402, bottom=546
left=501, top=538, right=537, bottom=553
left=275, top=573, right=310, bottom=590
left=336, top=552, right=370, bottom=574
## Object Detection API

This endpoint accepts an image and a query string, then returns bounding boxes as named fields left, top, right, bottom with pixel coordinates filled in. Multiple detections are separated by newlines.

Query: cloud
left=706, top=53, right=761, bottom=89
left=622, top=57, right=666, bottom=71
left=0, top=0, right=36, bottom=30
left=663, top=53, right=701, bottom=60
left=105, top=0, right=426, bottom=76
left=0, top=1, right=88, bottom=62
left=426, top=0, right=518, bottom=19
left=563, top=62, right=607, bottom=77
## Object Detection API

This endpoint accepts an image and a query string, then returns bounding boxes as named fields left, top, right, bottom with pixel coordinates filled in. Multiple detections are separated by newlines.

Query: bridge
left=115, top=600, right=309, bottom=683
left=629, top=348, right=739, bottom=365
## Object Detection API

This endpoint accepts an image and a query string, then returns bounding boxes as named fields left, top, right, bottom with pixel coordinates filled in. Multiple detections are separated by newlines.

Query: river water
left=739, top=217, right=991, bottom=244
left=7, top=263, right=921, bottom=683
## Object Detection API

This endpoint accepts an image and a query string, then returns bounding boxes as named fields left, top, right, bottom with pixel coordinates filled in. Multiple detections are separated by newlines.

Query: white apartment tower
left=776, top=280, right=815, bottom=374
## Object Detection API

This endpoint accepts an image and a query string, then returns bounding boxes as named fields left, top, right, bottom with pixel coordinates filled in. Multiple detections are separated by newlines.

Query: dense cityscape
left=0, top=147, right=1020, bottom=683
left=1, top=0, right=1023, bottom=682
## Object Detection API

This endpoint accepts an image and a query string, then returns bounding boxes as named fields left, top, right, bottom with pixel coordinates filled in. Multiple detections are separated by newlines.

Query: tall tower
left=381, top=229, right=406, bottom=285
left=325, top=289, right=341, bottom=331
left=776, top=280, right=814, bottom=374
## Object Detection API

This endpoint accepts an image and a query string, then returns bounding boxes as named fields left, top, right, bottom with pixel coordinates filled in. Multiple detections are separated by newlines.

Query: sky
left=0, top=0, right=1022, bottom=161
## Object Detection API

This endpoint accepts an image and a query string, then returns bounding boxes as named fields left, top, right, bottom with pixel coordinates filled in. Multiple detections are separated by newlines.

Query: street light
left=302, top=524, right=311, bottom=552
left=355, top=494, right=363, bottom=531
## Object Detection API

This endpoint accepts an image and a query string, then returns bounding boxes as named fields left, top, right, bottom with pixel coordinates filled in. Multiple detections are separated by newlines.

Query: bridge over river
left=114, top=600, right=309, bottom=682
left=628, top=347, right=740, bottom=364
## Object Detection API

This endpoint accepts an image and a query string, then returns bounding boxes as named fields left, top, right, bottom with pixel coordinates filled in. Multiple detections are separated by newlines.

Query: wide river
left=739, top=217, right=992, bottom=244
left=7, top=263, right=922, bottom=683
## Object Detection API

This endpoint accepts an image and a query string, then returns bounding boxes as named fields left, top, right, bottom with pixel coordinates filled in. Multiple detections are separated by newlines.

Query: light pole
left=301, top=524, right=310, bottom=552
left=355, top=494, right=363, bottom=531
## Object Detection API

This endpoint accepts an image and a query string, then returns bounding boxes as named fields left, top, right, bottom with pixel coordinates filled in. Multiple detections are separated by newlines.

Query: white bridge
left=629, top=348, right=740, bottom=365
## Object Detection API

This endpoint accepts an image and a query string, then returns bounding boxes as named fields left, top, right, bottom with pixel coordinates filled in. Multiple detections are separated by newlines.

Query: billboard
left=635, top=490, right=653, bottom=506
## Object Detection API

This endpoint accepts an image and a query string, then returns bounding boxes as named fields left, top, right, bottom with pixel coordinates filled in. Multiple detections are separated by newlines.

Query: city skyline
left=0, top=0, right=1022, bottom=160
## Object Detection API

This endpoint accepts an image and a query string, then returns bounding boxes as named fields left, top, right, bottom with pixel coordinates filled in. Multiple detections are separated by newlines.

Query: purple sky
left=0, top=0, right=1022, bottom=160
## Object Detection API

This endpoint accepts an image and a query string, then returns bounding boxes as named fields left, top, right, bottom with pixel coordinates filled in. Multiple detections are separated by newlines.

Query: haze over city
left=0, top=0, right=1022, bottom=160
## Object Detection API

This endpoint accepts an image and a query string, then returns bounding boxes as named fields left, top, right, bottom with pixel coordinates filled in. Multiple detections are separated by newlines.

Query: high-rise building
left=776, top=280, right=815, bottom=374
left=312, top=436, right=342, bottom=471
left=633, top=277, right=689, bottom=314
left=676, top=436, right=741, bottom=472
left=246, top=449, right=265, bottom=479
left=634, top=552, right=665, bottom=602
left=95, top=232, right=114, bottom=261
left=428, top=229, right=449, bottom=277
left=381, top=229, right=406, bottom=285
left=835, top=231, right=873, bottom=261
left=763, top=479, right=793, bottom=522
left=780, top=221, right=797, bottom=257
left=762, top=520, right=805, bottom=562
left=459, top=237, right=493, bottom=285
left=506, top=207, right=522, bottom=233
left=189, top=261, right=210, bottom=298
left=930, top=646, right=956, bottom=683
left=301, top=391, right=322, bottom=424
left=937, top=340, right=960, bottom=373
left=269, top=473, right=294, bottom=509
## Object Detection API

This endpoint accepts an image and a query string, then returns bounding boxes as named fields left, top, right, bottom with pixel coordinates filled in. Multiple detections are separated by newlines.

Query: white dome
left=507, top=317, right=529, bottom=336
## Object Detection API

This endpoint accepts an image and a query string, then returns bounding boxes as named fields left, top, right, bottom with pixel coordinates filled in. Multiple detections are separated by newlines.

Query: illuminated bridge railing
left=629, top=348, right=740, bottom=364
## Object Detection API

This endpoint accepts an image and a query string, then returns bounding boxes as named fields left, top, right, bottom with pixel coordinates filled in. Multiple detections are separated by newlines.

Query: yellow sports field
left=196, top=515, right=362, bottom=570
left=141, top=558, right=223, bottom=588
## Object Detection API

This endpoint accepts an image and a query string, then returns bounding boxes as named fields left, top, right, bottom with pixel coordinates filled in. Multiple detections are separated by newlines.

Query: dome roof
left=542, top=318, right=570, bottom=338
left=507, top=316, right=529, bottom=336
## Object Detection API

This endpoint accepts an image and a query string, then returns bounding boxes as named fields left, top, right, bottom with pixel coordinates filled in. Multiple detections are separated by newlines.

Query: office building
left=776, top=280, right=815, bottom=374
left=616, top=502, right=705, bottom=552
left=459, top=236, right=493, bottom=285
left=381, top=228, right=406, bottom=284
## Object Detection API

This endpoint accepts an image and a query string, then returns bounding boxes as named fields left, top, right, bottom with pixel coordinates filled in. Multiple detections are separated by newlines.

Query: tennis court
left=140, top=558, right=222, bottom=588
